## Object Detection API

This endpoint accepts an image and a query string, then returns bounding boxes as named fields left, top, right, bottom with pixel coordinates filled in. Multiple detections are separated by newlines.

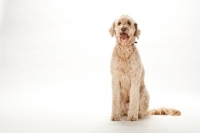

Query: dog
left=109, top=15, right=181, bottom=121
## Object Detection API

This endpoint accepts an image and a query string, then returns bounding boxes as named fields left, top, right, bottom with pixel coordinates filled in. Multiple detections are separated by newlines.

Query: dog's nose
left=121, top=27, right=126, bottom=32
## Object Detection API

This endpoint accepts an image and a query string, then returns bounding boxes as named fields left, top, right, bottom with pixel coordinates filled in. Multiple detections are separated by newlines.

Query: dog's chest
left=111, top=45, right=141, bottom=79
left=117, top=56, right=132, bottom=104
left=114, top=45, right=136, bottom=75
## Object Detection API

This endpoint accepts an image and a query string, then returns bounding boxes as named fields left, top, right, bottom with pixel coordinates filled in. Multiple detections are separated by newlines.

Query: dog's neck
left=115, top=41, right=138, bottom=60
left=117, top=41, right=137, bottom=47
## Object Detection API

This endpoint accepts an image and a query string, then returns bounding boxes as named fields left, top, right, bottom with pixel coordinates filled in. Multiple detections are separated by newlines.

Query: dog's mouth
left=120, top=33, right=129, bottom=40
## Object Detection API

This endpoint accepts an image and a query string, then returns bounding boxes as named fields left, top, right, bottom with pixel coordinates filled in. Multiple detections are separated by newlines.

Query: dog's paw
left=110, top=116, right=120, bottom=121
left=127, top=115, right=138, bottom=121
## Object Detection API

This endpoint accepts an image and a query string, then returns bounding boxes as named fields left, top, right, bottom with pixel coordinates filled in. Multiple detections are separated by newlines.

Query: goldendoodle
left=109, top=15, right=181, bottom=121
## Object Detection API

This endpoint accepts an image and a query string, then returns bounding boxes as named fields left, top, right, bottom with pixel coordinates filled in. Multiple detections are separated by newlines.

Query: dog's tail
left=148, top=107, right=181, bottom=116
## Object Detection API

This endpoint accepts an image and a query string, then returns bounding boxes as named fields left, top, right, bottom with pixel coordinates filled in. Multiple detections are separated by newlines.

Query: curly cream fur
left=109, top=15, right=181, bottom=121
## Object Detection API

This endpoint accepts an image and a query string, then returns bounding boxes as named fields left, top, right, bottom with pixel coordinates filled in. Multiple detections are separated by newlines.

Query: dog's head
left=109, top=15, right=140, bottom=44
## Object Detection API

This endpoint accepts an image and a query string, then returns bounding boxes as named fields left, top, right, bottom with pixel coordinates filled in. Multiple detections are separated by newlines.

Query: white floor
left=0, top=68, right=200, bottom=133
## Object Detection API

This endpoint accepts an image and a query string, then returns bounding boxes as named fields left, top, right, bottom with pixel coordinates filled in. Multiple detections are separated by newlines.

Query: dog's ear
left=109, top=21, right=115, bottom=37
left=134, top=23, right=141, bottom=39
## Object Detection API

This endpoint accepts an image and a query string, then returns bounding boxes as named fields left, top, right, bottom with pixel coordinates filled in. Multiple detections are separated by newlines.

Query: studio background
left=0, top=0, right=200, bottom=133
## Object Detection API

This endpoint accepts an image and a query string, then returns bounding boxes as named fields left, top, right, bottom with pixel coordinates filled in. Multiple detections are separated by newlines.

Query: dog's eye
left=118, top=22, right=121, bottom=25
left=127, top=21, right=131, bottom=25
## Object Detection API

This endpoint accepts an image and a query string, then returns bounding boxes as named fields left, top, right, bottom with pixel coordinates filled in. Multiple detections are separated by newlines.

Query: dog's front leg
left=127, top=78, right=140, bottom=121
left=111, top=78, right=122, bottom=121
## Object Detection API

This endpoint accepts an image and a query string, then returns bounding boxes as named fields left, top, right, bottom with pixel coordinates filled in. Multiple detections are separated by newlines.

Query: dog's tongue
left=121, top=33, right=128, bottom=40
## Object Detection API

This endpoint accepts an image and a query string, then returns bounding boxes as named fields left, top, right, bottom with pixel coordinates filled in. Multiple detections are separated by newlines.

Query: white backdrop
left=0, top=0, right=200, bottom=133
